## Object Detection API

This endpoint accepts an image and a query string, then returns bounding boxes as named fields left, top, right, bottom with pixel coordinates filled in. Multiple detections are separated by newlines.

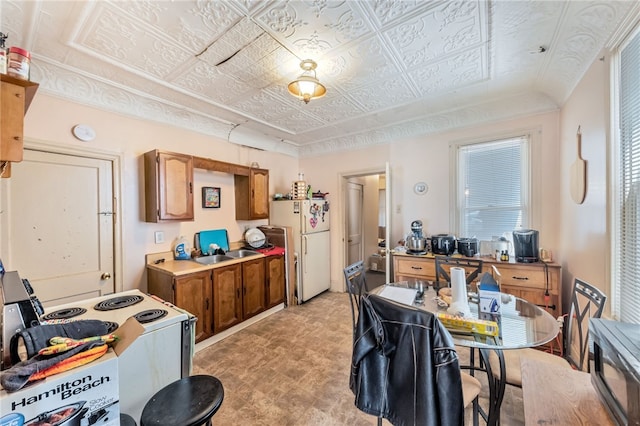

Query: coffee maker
left=512, top=229, right=539, bottom=263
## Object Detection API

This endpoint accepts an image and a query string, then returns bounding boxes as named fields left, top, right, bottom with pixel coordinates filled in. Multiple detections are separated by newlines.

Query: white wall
left=19, top=94, right=298, bottom=291
left=558, top=53, right=610, bottom=316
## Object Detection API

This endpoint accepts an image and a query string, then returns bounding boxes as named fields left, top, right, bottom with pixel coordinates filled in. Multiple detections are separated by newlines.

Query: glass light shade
left=288, top=76, right=326, bottom=103
left=288, top=59, right=327, bottom=103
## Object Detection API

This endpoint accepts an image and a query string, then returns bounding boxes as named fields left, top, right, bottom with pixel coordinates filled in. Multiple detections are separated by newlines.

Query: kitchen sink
left=226, top=249, right=261, bottom=258
left=194, top=254, right=234, bottom=265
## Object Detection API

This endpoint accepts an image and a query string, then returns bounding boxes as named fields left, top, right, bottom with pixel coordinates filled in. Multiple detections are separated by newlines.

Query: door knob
left=101, top=272, right=112, bottom=280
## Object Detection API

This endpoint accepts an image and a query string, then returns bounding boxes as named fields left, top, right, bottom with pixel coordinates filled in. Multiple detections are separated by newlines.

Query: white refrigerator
left=270, top=199, right=330, bottom=303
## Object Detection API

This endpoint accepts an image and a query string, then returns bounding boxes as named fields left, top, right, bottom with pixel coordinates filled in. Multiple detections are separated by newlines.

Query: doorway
left=0, top=141, right=123, bottom=306
left=343, top=171, right=387, bottom=289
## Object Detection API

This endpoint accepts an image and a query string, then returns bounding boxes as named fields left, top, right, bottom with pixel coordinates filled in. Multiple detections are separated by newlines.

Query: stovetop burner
left=102, top=321, right=119, bottom=334
left=134, top=309, right=168, bottom=324
left=94, top=294, right=144, bottom=311
left=41, top=307, right=87, bottom=320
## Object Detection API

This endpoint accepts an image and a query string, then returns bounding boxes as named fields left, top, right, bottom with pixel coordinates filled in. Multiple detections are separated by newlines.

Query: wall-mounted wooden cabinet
left=0, top=74, right=39, bottom=178
left=235, top=168, right=269, bottom=220
left=144, top=150, right=194, bottom=222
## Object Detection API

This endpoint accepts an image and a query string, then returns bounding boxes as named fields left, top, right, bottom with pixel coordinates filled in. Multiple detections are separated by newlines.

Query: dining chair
left=351, top=293, right=482, bottom=426
left=434, top=256, right=484, bottom=291
left=488, top=278, right=607, bottom=387
left=343, top=260, right=367, bottom=338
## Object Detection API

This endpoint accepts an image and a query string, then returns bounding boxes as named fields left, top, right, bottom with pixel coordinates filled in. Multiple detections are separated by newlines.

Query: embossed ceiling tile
left=197, top=37, right=239, bottom=68
left=113, top=0, right=241, bottom=45
left=360, top=0, right=435, bottom=27
left=1, top=1, right=28, bottom=47
left=73, top=3, right=192, bottom=79
left=302, top=96, right=366, bottom=124
left=270, top=112, right=325, bottom=133
left=384, top=0, right=483, bottom=69
left=344, top=75, right=415, bottom=113
left=409, top=46, right=486, bottom=95
left=254, top=2, right=306, bottom=38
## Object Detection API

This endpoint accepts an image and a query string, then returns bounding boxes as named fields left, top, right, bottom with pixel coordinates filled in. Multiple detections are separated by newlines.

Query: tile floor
left=193, top=291, right=524, bottom=425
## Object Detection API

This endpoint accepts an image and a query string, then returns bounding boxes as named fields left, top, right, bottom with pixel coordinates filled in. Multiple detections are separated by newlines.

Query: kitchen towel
left=448, top=267, right=471, bottom=317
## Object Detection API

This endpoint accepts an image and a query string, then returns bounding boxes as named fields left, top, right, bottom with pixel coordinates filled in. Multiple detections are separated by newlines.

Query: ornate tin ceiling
left=1, top=1, right=635, bottom=157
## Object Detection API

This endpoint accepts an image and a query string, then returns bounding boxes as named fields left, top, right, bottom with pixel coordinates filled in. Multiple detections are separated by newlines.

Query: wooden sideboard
left=393, top=253, right=562, bottom=321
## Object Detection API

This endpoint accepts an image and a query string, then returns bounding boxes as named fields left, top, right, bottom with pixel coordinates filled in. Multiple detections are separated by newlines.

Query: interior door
left=346, top=181, right=363, bottom=265
left=0, top=149, right=115, bottom=305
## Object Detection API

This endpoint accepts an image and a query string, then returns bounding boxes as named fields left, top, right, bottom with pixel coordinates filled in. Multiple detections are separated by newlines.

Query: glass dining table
left=370, top=281, right=560, bottom=426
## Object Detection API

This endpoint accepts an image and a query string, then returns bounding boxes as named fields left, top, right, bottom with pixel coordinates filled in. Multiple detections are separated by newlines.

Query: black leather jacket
left=350, top=294, right=464, bottom=426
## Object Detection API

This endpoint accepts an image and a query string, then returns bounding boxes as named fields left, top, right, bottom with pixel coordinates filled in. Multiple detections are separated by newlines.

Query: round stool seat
left=120, top=413, right=137, bottom=426
left=140, top=375, right=224, bottom=426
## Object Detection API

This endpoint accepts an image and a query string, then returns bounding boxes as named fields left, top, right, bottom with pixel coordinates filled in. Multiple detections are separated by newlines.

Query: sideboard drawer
left=394, top=257, right=435, bottom=279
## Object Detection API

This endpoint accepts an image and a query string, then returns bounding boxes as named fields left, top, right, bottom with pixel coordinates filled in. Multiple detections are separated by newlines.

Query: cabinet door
left=234, top=168, right=269, bottom=220
left=144, top=150, right=194, bottom=222
left=1, top=81, right=25, bottom=162
left=250, top=169, right=269, bottom=219
left=242, top=258, right=266, bottom=319
left=174, top=271, right=212, bottom=342
left=266, top=255, right=285, bottom=308
left=213, top=263, right=242, bottom=333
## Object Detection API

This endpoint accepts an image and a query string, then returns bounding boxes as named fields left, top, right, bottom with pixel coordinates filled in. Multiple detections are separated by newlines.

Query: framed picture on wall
left=202, top=187, right=220, bottom=208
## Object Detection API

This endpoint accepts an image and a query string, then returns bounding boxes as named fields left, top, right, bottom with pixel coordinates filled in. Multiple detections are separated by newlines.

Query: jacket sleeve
left=431, top=318, right=465, bottom=426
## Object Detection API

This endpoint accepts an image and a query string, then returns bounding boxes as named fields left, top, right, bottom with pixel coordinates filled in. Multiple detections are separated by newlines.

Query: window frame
left=450, top=130, right=540, bottom=240
left=609, top=22, right=640, bottom=323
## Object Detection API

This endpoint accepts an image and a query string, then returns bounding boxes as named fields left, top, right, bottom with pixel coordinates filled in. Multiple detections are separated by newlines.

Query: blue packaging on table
left=478, top=273, right=501, bottom=314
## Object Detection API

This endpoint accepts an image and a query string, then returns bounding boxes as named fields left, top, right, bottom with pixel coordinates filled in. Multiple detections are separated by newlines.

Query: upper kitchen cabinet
left=234, top=168, right=269, bottom=220
left=0, top=74, right=39, bottom=178
left=144, top=150, right=194, bottom=222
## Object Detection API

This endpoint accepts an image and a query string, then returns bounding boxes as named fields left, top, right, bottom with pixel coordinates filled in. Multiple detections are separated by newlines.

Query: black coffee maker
left=512, top=229, right=539, bottom=263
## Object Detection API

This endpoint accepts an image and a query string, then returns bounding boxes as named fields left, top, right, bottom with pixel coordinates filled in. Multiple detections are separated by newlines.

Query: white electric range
left=41, top=290, right=195, bottom=423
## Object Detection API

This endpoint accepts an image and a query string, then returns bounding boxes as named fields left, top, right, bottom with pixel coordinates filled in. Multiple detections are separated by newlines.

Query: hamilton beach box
left=0, top=318, right=143, bottom=426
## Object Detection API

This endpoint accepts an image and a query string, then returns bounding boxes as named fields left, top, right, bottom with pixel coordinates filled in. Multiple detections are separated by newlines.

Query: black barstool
left=120, top=413, right=137, bottom=426
left=140, top=375, right=224, bottom=426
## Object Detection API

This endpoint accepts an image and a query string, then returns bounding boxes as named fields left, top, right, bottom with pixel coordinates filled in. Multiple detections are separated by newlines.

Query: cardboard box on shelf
left=0, top=318, right=144, bottom=426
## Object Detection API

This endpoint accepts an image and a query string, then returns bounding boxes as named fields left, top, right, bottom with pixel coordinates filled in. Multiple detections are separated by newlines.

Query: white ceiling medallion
left=72, top=124, right=96, bottom=142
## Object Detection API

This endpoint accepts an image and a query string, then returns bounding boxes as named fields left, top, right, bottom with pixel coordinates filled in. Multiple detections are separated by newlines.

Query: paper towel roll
left=450, top=267, right=467, bottom=304
left=448, top=267, right=471, bottom=317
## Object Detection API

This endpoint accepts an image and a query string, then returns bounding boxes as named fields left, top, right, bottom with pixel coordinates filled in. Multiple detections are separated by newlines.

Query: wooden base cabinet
left=241, top=258, right=267, bottom=319
left=393, top=254, right=562, bottom=320
left=265, top=255, right=285, bottom=308
left=212, top=263, right=243, bottom=334
left=147, top=269, right=212, bottom=342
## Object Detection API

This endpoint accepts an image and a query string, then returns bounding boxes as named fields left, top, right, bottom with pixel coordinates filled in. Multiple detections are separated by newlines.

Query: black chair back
left=343, top=261, right=367, bottom=337
left=434, top=256, right=483, bottom=291
left=565, top=278, right=606, bottom=371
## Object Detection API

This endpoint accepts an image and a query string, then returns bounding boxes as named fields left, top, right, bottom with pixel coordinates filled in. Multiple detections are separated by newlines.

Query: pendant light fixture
left=287, top=59, right=326, bottom=104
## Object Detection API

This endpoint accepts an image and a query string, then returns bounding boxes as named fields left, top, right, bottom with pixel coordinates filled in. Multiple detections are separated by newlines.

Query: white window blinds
left=614, top=27, right=640, bottom=324
left=457, top=136, right=529, bottom=241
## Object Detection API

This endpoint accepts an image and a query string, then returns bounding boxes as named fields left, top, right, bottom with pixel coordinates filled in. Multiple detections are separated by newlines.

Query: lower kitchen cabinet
left=241, top=258, right=267, bottom=319
left=147, top=269, right=212, bottom=342
left=212, top=263, right=243, bottom=334
left=265, top=254, right=285, bottom=308
left=393, top=253, right=562, bottom=320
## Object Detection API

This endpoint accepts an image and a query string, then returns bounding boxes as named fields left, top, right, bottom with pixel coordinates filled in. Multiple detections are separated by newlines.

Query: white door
left=346, top=181, right=363, bottom=265
left=0, top=149, right=115, bottom=305
left=301, top=230, right=330, bottom=302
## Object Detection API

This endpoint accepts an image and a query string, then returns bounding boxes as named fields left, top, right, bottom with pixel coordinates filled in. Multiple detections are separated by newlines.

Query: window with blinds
left=613, top=26, right=640, bottom=324
left=456, top=136, right=530, bottom=241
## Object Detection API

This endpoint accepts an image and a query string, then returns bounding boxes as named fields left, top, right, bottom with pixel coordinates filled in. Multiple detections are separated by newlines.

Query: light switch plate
left=154, top=231, right=164, bottom=244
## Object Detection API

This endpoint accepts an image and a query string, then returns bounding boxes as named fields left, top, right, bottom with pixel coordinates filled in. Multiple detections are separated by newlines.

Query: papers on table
left=378, top=286, right=418, bottom=306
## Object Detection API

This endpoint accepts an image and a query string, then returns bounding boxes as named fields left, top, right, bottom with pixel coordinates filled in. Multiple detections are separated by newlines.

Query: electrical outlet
left=154, top=231, right=164, bottom=244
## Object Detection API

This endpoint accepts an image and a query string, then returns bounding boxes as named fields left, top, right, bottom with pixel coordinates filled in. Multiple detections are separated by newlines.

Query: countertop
left=146, top=251, right=267, bottom=276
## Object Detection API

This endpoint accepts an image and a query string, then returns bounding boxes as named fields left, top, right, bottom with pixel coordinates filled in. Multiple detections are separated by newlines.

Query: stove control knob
left=101, top=272, right=112, bottom=280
